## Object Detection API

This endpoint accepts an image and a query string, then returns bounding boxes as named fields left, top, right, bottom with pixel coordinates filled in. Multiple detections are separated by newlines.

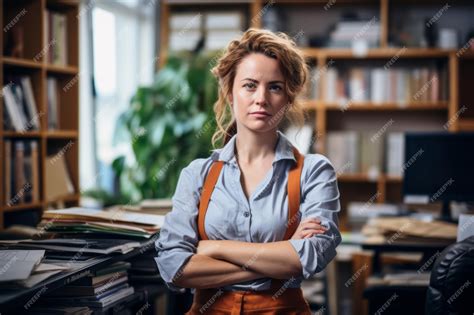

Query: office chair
left=425, top=235, right=474, bottom=314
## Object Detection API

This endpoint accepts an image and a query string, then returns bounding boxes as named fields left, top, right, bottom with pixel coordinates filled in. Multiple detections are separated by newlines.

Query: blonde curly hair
left=210, top=28, right=309, bottom=147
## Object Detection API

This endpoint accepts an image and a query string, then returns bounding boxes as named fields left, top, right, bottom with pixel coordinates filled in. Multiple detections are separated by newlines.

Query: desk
left=361, top=241, right=452, bottom=274
left=360, top=241, right=454, bottom=315
left=0, top=238, right=165, bottom=313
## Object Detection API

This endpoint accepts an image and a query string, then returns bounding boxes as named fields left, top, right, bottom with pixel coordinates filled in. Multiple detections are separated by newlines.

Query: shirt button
left=243, top=211, right=250, bottom=217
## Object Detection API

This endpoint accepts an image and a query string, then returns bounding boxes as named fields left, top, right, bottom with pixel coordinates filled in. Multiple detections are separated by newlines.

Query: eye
left=243, top=82, right=257, bottom=90
left=269, top=84, right=283, bottom=92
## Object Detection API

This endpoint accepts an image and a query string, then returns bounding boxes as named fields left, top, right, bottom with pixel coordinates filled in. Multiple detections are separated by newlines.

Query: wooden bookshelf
left=0, top=0, right=80, bottom=230
left=159, top=0, right=474, bottom=232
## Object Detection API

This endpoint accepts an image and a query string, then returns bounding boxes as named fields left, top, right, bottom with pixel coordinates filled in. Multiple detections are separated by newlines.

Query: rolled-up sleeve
left=289, top=154, right=341, bottom=279
left=155, top=161, right=201, bottom=291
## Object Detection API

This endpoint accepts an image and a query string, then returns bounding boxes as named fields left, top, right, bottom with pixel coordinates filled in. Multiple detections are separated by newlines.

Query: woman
left=156, top=28, right=341, bottom=314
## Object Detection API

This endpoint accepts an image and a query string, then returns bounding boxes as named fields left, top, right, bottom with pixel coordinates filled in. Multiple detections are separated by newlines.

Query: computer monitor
left=403, top=132, right=474, bottom=221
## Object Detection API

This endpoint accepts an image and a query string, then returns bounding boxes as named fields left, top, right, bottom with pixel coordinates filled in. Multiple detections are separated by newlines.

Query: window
left=79, top=0, right=155, bottom=195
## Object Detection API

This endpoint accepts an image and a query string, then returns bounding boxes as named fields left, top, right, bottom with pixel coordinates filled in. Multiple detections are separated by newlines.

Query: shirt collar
left=211, top=130, right=297, bottom=165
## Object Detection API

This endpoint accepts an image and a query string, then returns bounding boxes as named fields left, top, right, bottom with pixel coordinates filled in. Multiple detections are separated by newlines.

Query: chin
left=242, top=121, right=276, bottom=134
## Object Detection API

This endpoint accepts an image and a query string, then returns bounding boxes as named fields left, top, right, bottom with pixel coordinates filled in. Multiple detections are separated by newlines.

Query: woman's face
left=229, top=53, right=289, bottom=134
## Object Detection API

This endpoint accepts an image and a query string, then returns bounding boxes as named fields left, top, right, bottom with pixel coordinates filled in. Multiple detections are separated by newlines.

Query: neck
left=235, top=128, right=279, bottom=165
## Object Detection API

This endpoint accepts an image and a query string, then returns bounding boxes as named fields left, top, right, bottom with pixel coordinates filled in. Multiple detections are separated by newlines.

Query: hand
left=290, top=218, right=327, bottom=240
left=196, top=240, right=223, bottom=258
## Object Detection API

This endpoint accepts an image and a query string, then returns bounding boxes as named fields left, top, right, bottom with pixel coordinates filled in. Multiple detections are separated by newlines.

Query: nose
left=254, top=85, right=268, bottom=106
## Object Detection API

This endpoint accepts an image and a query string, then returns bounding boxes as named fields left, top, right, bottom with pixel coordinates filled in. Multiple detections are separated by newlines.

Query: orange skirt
left=185, top=286, right=312, bottom=315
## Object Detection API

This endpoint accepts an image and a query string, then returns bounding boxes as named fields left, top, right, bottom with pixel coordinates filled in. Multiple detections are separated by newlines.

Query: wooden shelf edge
left=46, top=64, right=79, bottom=74
left=3, top=202, right=43, bottom=212
left=302, top=47, right=454, bottom=59
left=3, top=131, right=42, bottom=138
left=2, top=57, right=43, bottom=69
left=45, top=130, right=79, bottom=139
left=302, top=100, right=448, bottom=111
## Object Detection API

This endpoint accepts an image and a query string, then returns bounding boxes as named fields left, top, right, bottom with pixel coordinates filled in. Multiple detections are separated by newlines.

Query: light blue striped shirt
left=155, top=130, right=341, bottom=292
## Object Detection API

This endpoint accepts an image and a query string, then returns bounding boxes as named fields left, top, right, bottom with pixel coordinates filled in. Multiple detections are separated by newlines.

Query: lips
left=250, top=111, right=271, bottom=116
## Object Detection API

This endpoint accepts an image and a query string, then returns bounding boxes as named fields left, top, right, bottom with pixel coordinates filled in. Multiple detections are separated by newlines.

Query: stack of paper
left=112, top=199, right=173, bottom=216
left=38, top=207, right=165, bottom=239
left=13, top=238, right=141, bottom=255
left=0, top=250, right=68, bottom=288
left=362, top=217, right=458, bottom=245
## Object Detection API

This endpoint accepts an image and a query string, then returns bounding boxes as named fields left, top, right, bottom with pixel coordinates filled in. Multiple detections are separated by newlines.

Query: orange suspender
left=197, top=161, right=224, bottom=241
left=197, top=147, right=304, bottom=241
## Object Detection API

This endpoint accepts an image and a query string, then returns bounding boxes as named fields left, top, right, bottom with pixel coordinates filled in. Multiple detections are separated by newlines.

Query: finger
left=301, top=218, right=321, bottom=224
left=302, top=229, right=325, bottom=238
left=301, top=222, right=327, bottom=230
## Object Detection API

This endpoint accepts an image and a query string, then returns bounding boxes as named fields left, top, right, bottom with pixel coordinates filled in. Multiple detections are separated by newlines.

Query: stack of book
left=37, top=262, right=135, bottom=310
left=169, top=11, right=242, bottom=52
left=38, top=207, right=164, bottom=239
left=323, top=66, right=448, bottom=104
left=326, top=131, right=405, bottom=178
left=3, top=76, right=40, bottom=132
left=3, top=139, right=40, bottom=206
left=45, top=9, right=68, bottom=65
left=328, top=20, right=381, bottom=48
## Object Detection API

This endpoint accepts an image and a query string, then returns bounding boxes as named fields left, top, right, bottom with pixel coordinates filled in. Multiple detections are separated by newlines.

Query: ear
left=227, top=94, right=233, bottom=105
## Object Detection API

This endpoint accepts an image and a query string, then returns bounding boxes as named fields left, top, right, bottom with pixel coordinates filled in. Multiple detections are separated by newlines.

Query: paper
left=0, top=250, right=45, bottom=282
left=457, top=214, right=474, bottom=242
left=44, top=207, right=165, bottom=227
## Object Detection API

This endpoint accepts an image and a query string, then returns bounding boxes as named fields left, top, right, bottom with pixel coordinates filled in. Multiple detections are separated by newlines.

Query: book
left=14, top=141, right=27, bottom=203
left=42, top=286, right=135, bottom=308
left=326, top=131, right=360, bottom=174
left=4, top=140, right=12, bottom=204
left=46, top=10, right=68, bottom=65
left=386, top=132, right=405, bottom=177
left=45, top=154, right=75, bottom=202
left=20, top=76, right=40, bottom=130
left=3, top=83, right=27, bottom=131
left=73, top=268, right=130, bottom=286
left=48, top=275, right=128, bottom=296
left=31, top=141, right=40, bottom=202
left=360, top=131, right=384, bottom=179
left=47, top=77, right=59, bottom=129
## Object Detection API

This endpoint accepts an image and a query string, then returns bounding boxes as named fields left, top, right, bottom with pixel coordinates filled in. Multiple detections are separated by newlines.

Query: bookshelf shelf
left=0, top=1, right=80, bottom=229
left=303, top=101, right=449, bottom=111
left=2, top=57, right=43, bottom=69
left=3, top=202, right=44, bottom=212
left=3, top=131, right=42, bottom=138
left=46, top=64, right=79, bottom=74
left=323, top=102, right=449, bottom=111
left=45, top=130, right=79, bottom=139
left=302, top=48, right=454, bottom=59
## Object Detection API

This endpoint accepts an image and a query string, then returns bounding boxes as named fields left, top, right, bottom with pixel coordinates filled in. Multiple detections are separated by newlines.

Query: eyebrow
left=241, top=78, right=285, bottom=84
